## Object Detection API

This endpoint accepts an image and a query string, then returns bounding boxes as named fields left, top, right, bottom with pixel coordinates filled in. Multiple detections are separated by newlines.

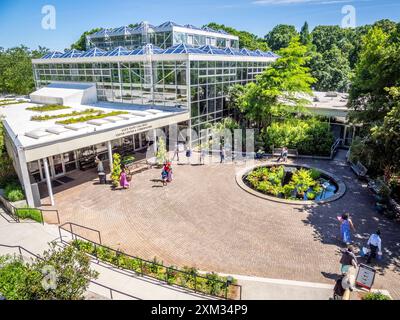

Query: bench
left=350, top=161, right=368, bottom=178
left=272, top=147, right=299, bottom=159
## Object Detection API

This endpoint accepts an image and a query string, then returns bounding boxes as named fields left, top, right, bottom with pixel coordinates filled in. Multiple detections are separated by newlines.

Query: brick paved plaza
left=43, top=153, right=400, bottom=299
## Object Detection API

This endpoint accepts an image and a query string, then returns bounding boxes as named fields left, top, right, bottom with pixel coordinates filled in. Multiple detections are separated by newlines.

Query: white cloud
left=253, top=0, right=353, bottom=5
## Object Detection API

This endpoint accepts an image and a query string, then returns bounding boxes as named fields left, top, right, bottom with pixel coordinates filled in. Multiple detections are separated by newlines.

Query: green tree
left=300, top=22, right=312, bottom=47
left=0, top=46, right=48, bottom=95
left=238, top=36, right=316, bottom=129
left=349, top=27, right=400, bottom=125
left=0, top=244, right=98, bottom=300
left=156, top=137, right=168, bottom=165
left=71, top=28, right=102, bottom=51
left=309, top=46, right=351, bottom=92
left=265, top=24, right=298, bottom=51
left=204, top=23, right=269, bottom=51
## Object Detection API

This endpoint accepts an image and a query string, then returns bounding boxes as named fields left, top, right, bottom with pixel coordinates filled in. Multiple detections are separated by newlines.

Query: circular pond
left=236, top=164, right=346, bottom=205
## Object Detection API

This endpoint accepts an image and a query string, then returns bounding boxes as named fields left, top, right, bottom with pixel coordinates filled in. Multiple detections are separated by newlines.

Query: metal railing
left=59, top=222, right=102, bottom=245
left=0, top=243, right=140, bottom=301
left=0, top=195, right=60, bottom=225
left=330, top=138, right=343, bottom=159
left=58, top=222, right=242, bottom=300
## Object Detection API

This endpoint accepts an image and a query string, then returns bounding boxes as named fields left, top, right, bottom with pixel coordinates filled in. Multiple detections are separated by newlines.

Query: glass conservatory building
left=33, top=43, right=278, bottom=137
left=86, top=21, right=240, bottom=51
left=1, top=23, right=278, bottom=207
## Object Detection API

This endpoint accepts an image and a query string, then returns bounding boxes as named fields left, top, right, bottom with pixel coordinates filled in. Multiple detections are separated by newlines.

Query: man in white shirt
left=367, top=230, right=382, bottom=264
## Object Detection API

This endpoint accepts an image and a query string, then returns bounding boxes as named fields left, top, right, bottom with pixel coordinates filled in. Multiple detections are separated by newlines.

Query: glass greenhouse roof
left=41, top=51, right=63, bottom=59
left=79, top=47, right=106, bottom=57
left=105, top=46, right=131, bottom=56
left=40, top=44, right=277, bottom=59
left=87, top=21, right=236, bottom=39
left=199, top=45, right=226, bottom=55
left=60, top=49, right=83, bottom=58
left=162, top=44, right=205, bottom=54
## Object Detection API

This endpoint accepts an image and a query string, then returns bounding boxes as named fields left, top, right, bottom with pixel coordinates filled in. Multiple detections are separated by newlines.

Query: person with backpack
left=367, top=230, right=382, bottom=264
left=340, top=245, right=358, bottom=275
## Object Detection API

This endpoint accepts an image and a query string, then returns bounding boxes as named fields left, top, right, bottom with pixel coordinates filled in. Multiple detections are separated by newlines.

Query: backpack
left=334, top=277, right=345, bottom=297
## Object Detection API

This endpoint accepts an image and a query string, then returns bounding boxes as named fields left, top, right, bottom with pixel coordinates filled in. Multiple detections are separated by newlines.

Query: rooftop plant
left=0, top=100, right=25, bottom=107
left=56, top=111, right=129, bottom=125
left=31, top=109, right=100, bottom=121
left=26, top=104, right=71, bottom=112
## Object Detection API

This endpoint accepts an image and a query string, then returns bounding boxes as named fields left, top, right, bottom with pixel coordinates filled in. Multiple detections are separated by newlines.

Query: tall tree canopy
left=71, top=28, right=102, bottom=51
left=205, top=23, right=269, bottom=51
left=0, top=46, right=48, bottom=95
left=238, top=36, right=316, bottom=128
left=265, top=24, right=298, bottom=51
left=349, top=26, right=400, bottom=125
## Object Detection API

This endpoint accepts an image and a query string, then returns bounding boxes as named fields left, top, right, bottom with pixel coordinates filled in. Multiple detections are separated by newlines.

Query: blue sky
left=0, top=0, right=399, bottom=51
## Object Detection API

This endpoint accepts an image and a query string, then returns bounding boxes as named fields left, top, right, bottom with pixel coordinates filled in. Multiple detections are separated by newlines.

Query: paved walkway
left=0, top=211, right=207, bottom=300
left=39, top=153, right=400, bottom=299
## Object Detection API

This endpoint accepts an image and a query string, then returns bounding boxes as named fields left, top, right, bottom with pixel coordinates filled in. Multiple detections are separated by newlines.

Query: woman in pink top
left=119, top=168, right=130, bottom=189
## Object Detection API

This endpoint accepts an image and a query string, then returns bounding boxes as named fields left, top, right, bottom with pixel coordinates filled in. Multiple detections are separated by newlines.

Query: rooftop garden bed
left=56, top=111, right=129, bottom=125
left=0, top=100, right=25, bottom=107
left=31, top=109, right=100, bottom=121
left=26, top=104, right=71, bottom=112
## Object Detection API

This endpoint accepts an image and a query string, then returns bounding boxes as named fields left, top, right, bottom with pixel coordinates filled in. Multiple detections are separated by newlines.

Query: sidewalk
left=0, top=209, right=208, bottom=300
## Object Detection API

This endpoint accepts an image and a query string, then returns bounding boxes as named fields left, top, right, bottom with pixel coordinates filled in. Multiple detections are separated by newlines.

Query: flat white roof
left=1, top=100, right=189, bottom=161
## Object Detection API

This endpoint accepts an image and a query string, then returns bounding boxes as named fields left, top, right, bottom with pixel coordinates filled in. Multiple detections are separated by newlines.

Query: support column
left=107, top=141, right=113, bottom=172
left=43, top=157, right=54, bottom=206
left=153, top=129, right=157, bottom=155
left=17, top=148, right=35, bottom=207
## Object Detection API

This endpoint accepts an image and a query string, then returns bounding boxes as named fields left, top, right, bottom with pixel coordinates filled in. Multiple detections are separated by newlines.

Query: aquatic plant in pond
left=245, top=165, right=337, bottom=201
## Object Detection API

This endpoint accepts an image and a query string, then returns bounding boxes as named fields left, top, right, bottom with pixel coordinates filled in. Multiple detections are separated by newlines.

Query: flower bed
left=0, top=101, right=25, bottom=107
left=56, top=111, right=129, bottom=125
left=72, top=239, right=238, bottom=299
left=31, top=109, right=100, bottom=121
left=26, top=104, right=71, bottom=112
left=245, top=165, right=337, bottom=201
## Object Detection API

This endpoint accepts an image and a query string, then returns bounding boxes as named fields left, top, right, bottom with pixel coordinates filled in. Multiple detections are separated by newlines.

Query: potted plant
left=111, top=153, right=122, bottom=188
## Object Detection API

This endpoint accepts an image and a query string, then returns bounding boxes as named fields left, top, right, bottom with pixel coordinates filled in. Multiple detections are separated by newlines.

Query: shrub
left=362, top=292, right=391, bottom=300
left=111, top=153, right=122, bottom=187
left=15, top=207, right=43, bottom=223
left=72, top=239, right=237, bottom=299
left=56, top=111, right=129, bottom=125
left=4, top=182, right=25, bottom=202
left=264, top=118, right=335, bottom=156
left=26, top=104, right=71, bottom=112
left=31, top=109, right=99, bottom=121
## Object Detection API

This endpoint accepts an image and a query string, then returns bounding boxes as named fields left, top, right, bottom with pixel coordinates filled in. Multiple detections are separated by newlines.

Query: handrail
left=330, top=138, right=343, bottom=159
left=58, top=224, right=241, bottom=300
left=59, top=222, right=102, bottom=245
left=0, top=243, right=140, bottom=301
left=89, top=281, right=141, bottom=300
left=0, top=195, right=60, bottom=225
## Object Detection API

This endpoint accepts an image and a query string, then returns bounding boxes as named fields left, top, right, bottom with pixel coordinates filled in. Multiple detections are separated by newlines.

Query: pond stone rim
left=235, top=163, right=347, bottom=205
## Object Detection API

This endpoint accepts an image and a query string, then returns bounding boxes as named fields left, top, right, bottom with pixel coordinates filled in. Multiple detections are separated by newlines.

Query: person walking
left=172, top=145, right=180, bottom=162
left=119, top=167, right=130, bottom=189
left=185, top=146, right=192, bottom=165
left=220, top=146, right=225, bottom=164
left=339, top=245, right=358, bottom=275
left=367, top=230, right=382, bottom=264
left=95, top=156, right=104, bottom=173
left=200, top=148, right=207, bottom=165
left=339, top=213, right=355, bottom=245
left=277, top=147, right=288, bottom=163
